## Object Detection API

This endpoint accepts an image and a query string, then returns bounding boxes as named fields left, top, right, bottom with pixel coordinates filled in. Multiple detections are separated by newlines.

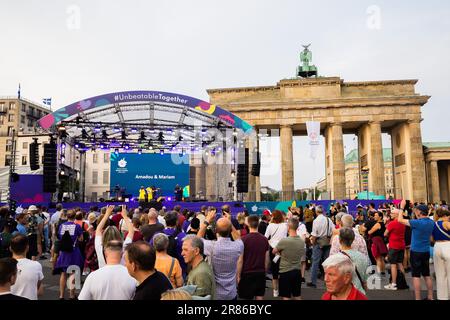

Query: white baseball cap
left=28, top=205, right=38, bottom=211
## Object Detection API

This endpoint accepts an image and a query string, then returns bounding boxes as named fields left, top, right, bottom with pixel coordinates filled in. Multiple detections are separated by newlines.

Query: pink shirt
left=330, top=228, right=369, bottom=259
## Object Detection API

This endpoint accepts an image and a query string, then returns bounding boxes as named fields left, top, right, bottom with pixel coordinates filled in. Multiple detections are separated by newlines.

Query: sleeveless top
left=432, top=221, right=450, bottom=241
left=370, top=221, right=386, bottom=238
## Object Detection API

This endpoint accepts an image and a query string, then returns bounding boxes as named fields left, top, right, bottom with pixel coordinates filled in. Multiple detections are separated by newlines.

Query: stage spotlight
left=61, top=142, right=66, bottom=150
left=113, top=127, right=120, bottom=132
left=181, top=149, right=186, bottom=156
left=74, top=142, right=80, bottom=149
left=167, top=196, right=172, bottom=201
left=148, top=141, right=153, bottom=150
left=61, top=155, right=65, bottom=163
left=160, top=149, right=164, bottom=155
left=124, top=144, right=130, bottom=150
left=138, top=149, right=142, bottom=154
left=114, top=148, right=119, bottom=154
left=94, top=125, right=101, bottom=133
left=131, top=128, right=138, bottom=133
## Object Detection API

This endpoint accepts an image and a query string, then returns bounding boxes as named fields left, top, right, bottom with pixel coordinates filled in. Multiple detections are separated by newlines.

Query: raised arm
left=397, top=199, right=411, bottom=227
left=121, top=205, right=134, bottom=240
left=224, top=211, right=240, bottom=240
left=96, top=205, right=114, bottom=236
left=197, top=209, right=216, bottom=238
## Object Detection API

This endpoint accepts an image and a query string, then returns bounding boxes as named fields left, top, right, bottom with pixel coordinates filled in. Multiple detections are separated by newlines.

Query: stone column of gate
left=369, top=121, right=386, bottom=197
left=205, top=153, right=217, bottom=201
left=429, top=160, right=440, bottom=203
left=408, top=119, right=428, bottom=202
left=280, top=125, right=294, bottom=201
left=195, top=164, right=205, bottom=199
left=330, top=123, right=346, bottom=200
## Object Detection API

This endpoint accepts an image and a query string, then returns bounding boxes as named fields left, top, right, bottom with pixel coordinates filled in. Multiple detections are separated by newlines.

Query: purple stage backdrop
left=10, top=175, right=53, bottom=204
left=1, top=200, right=397, bottom=218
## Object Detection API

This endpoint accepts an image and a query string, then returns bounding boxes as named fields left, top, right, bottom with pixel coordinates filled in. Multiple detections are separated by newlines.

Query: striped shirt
left=202, top=237, right=244, bottom=300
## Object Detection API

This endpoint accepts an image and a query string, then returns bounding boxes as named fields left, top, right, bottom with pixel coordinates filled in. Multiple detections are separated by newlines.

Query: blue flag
left=17, top=83, right=21, bottom=99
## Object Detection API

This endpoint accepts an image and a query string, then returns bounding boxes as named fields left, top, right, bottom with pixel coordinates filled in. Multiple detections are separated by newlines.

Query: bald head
left=216, top=218, right=231, bottom=238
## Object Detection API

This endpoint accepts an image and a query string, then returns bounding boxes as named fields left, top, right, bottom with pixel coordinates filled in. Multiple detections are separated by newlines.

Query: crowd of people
left=0, top=199, right=449, bottom=301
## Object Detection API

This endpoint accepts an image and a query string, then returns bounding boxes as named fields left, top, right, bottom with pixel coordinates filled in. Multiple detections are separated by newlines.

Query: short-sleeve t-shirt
left=133, top=270, right=173, bottom=300
left=276, top=236, right=305, bottom=273
left=386, top=220, right=406, bottom=250
left=154, top=255, right=183, bottom=288
left=186, top=261, right=216, bottom=299
left=409, top=218, right=435, bottom=253
left=241, top=232, right=269, bottom=274
left=10, top=258, right=44, bottom=300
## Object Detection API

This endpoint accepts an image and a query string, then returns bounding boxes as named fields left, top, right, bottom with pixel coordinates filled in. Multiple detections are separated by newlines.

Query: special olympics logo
left=309, top=132, right=318, bottom=141
left=118, top=158, right=127, bottom=168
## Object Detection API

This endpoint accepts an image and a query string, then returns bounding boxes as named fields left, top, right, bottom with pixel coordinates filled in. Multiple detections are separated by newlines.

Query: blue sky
left=1, top=0, right=449, bottom=190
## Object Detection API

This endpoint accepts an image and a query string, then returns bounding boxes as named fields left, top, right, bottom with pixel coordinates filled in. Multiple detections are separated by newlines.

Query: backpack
left=78, top=222, right=89, bottom=256
left=389, top=270, right=409, bottom=290
left=84, top=236, right=98, bottom=271
left=60, top=230, right=74, bottom=252
left=167, top=230, right=180, bottom=258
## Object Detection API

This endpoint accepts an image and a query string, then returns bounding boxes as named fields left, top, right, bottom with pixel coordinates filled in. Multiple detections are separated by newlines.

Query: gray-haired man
left=181, top=235, right=215, bottom=299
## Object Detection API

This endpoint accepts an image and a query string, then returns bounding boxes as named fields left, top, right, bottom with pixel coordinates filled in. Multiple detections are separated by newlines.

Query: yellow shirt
left=146, top=188, right=153, bottom=200
left=138, top=189, right=146, bottom=200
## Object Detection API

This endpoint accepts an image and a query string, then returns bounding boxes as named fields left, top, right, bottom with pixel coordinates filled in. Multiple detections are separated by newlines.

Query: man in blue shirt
left=14, top=213, right=28, bottom=236
left=398, top=200, right=435, bottom=300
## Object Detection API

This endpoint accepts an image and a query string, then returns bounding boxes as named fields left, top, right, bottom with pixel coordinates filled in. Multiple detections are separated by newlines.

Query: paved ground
left=37, top=256, right=437, bottom=300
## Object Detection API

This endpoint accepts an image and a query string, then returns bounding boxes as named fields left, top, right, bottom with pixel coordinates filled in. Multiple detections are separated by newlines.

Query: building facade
left=0, top=97, right=51, bottom=168
left=344, top=148, right=394, bottom=199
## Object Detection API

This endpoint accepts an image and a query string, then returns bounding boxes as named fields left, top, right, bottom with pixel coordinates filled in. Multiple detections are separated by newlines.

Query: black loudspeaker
left=29, top=140, right=40, bottom=171
left=237, top=148, right=249, bottom=193
left=43, top=142, right=57, bottom=193
left=251, top=151, right=261, bottom=177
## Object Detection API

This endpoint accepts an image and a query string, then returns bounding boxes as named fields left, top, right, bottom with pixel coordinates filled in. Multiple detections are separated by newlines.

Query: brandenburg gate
left=204, top=48, right=430, bottom=202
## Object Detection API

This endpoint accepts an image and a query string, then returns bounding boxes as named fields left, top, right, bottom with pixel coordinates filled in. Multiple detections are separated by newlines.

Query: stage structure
left=37, top=91, right=255, bottom=202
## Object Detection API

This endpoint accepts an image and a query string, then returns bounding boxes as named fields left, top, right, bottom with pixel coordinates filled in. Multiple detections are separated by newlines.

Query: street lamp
left=361, top=166, right=370, bottom=200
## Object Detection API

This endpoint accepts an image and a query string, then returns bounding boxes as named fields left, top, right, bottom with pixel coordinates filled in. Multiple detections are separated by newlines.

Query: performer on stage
left=174, top=184, right=182, bottom=201
left=138, top=186, right=146, bottom=202
left=146, top=186, right=154, bottom=202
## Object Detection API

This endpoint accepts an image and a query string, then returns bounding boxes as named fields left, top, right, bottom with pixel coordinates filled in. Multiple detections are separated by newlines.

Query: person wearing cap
left=397, top=199, right=435, bottom=300
left=26, top=205, right=44, bottom=261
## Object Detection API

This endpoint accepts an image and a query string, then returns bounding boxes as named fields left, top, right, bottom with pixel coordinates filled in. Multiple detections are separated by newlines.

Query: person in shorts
left=384, top=208, right=406, bottom=290
left=238, top=215, right=269, bottom=300
left=397, top=201, right=435, bottom=300
left=273, top=217, right=305, bottom=300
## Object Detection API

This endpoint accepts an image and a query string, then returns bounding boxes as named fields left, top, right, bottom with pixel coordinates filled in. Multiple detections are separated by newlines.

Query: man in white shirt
left=307, top=206, right=335, bottom=288
left=79, top=240, right=136, bottom=300
left=10, top=234, right=44, bottom=300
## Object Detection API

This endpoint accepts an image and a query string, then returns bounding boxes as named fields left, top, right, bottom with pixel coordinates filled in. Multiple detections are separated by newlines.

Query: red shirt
left=111, top=213, right=123, bottom=229
left=386, top=220, right=406, bottom=250
left=124, top=230, right=144, bottom=242
left=321, top=285, right=368, bottom=300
